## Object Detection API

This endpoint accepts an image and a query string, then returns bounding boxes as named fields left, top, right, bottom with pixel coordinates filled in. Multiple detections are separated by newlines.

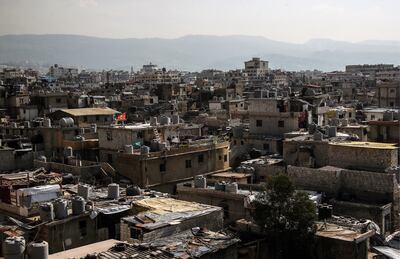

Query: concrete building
left=49, top=230, right=239, bottom=259
left=176, top=180, right=258, bottom=224
left=120, top=197, right=223, bottom=242
left=283, top=133, right=398, bottom=172
left=288, top=165, right=398, bottom=235
left=49, top=107, right=119, bottom=127
left=244, top=57, right=268, bottom=79
left=378, top=81, right=400, bottom=108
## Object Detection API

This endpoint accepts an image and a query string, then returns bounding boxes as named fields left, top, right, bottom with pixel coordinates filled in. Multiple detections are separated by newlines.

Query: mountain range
left=0, top=34, right=399, bottom=72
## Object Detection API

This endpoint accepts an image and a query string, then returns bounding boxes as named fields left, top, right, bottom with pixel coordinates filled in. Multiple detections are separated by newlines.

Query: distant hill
left=0, top=34, right=399, bottom=71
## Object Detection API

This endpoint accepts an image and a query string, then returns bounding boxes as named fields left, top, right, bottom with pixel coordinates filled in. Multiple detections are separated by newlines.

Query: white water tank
left=91, top=124, right=97, bottom=133
left=78, top=184, right=91, bottom=200
left=53, top=199, right=68, bottom=219
left=108, top=183, right=120, bottom=200
left=3, top=236, right=25, bottom=259
left=59, top=117, right=74, bottom=128
left=38, top=156, right=47, bottom=163
left=124, top=145, right=134, bottom=154
left=28, top=241, right=49, bottom=259
left=72, top=196, right=85, bottom=215
left=39, top=202, right=54, bottom=222
left=43, top=118, right=51, bottom=128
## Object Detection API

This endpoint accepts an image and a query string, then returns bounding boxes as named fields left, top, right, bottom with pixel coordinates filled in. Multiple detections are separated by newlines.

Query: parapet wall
left=287, top=166, right=396, bottom=203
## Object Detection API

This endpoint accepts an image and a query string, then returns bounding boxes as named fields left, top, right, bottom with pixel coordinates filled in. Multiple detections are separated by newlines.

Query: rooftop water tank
left=126, top=185, right=142, bottom=196
left=194, top=175, right=206, bottom=188
left=158, top=142, right=168, bottom=151
left=72, top=196, right=85, bottom=215
left=171, top=115, right=180, bottom=124
left=214, top=182, right=226, bottom=191
left=59, top=117, right=74, bottom=128
left=43, top=118, right=51, bottom=128
left=65, top=146, right=73, bottom=157
left=383, top=111, right=394, bottom=121
left=28, top=241, right=49, bottom=259
left=124, top=145, right=134, bottom=154
left=159, top=116, right=171, bottom=125
left=53, top=199, right=68, bottom=220
left=225, top=182, right=238, bottom=194
left=140, top=145, right=150, bottom=155
left=3, top=236, right=25, bottom=259
left=108, top=183, right=120, bottom=200
left=78, top=184, right=91, bottom=200
left=328, top=126, right=337, bottom=138
left=38, top=156, right=47, bottom=163
left=39, top=202, right=54, bottom=222
left=91, top=124, right=97, bottom=133
left=150, top=117, right=158, bottom=126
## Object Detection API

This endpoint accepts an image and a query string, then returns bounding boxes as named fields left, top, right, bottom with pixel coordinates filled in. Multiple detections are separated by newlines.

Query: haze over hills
left=0, top=34, right=399, bottom=72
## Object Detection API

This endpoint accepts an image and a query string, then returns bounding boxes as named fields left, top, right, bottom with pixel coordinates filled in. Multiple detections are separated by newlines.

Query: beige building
left=49, top=107, right=119, bottom=127
left=378, top=81, right=400, bottom=108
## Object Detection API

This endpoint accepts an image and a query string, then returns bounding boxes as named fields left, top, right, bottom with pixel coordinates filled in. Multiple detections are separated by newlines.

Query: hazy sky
left=0, top=0, right=398, bottom=42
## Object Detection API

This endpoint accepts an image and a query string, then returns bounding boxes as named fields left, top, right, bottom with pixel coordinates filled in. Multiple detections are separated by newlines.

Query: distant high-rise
left=244, top=57, right=269, bottom=78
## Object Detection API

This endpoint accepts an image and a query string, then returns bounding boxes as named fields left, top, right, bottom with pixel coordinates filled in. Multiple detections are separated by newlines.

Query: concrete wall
left=0, top=149, right=33, bottom=172
left=42, top=214, right=98, bottom=254
left=328, top=144, right=398, bottom=172
left=283, top=140, right=398, bottom=172
left=177, top=185, right=250, bottom=224
left=288, top=166, right=396, bottom=203
left=111, top=143, right=230, bottom=187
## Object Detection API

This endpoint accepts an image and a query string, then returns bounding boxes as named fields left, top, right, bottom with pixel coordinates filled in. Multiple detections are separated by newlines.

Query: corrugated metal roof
left=58, top=107, right=119, bottom=116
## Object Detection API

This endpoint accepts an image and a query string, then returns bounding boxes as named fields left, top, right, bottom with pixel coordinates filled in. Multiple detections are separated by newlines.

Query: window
left=130, top=227, right=142, bottom=239
left=83, top=116, right=88, bottom=122
left=390, top=102, right=394, bottom=107
left=198, top=154, right=204, bottom=163
left=256, top=120, right=262, bottom=127
left=224, top=154, right=228, bottom=162
left=278, top=120, right=285, bottom=128
left=160, top=163, right=166, bottom=172
left=106, top=131, right=113, bottom=141
left=390, top=88, right=396, bottom=93
left=371, top=115, right=375, bottom=120
left=56, top=98, right=62, bottom=103
left=263, top=143, right=270, bottom=150
left=185, top=160, right=192, bottom=168
left=233, top=140, right=237, bottom=145
left=219, top=155, right=222, bottom=160
left=241, top=140, right=244, bottom=145
left=79, top=220, right=87, bottom=237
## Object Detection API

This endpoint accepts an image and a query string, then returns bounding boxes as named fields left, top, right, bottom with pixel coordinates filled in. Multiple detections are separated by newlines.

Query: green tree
left=251, top=174, right=317, bottom=259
